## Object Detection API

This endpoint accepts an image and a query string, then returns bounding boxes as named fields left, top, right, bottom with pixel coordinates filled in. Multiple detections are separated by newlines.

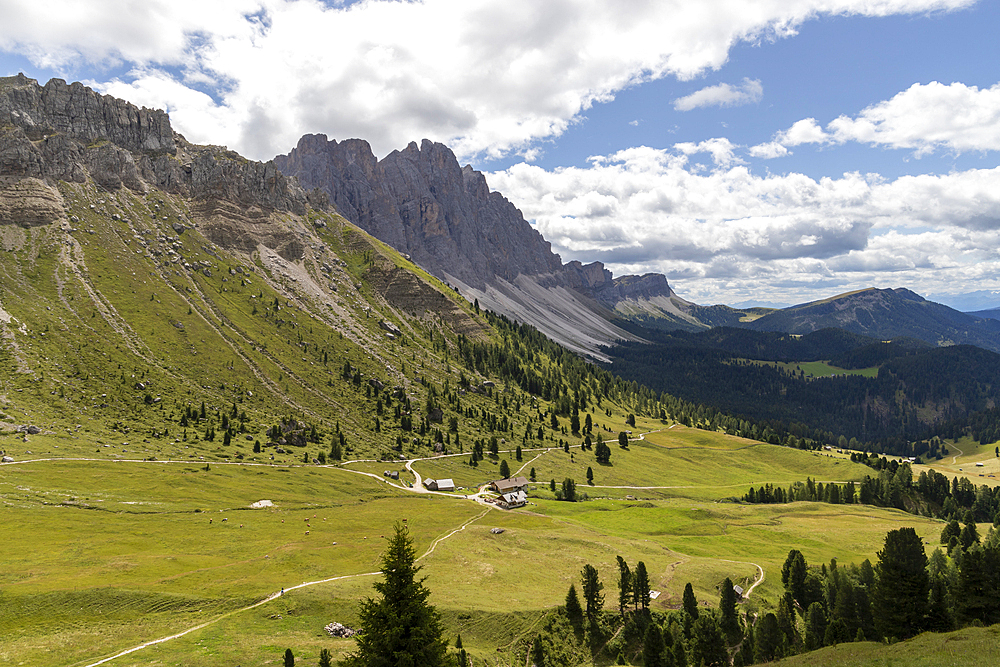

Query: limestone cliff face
left=0, top=74, right=309, bottom=226
left=275, top=133, right=694, bottom=354
left=274, top=135, right=561, bottom=289
left=0, top=74, right=174, bottom=154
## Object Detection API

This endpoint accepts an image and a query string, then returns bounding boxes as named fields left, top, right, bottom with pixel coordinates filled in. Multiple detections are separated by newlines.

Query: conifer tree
left=531, top=634, right=545, bottom=667
left=682, top=583, right=698, bottom=620
left=804, top=602, right=827, bottom=651
left=753, top=612, right=781, bottom=663
left=719, top=577, right=740, bottom=642
left=565, top=583, right=584, bottom=627
left=344, top=523, right=448, bottom=667
left=581, top=564, right=604, bottom=618
left=690, top=615, right=727, bottom=667
left=873, top=527, right=929, bottom=640
left=634, top=561, right=651, bottom=611
left=283, top=648, right=294, bottom=667
left=616, top=556, right=632, bottom=615
left=642, top=623, right=666, bottom=667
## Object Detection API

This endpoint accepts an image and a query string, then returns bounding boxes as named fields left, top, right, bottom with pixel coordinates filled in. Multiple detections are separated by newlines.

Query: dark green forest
left=604, top=326, right=1000, bottom=456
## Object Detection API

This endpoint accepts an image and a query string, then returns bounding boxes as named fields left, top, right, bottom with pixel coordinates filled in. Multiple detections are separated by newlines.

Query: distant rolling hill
left=740, top=287, right=1000, bottom=353
left=971, top=308, right=1000, bottom=321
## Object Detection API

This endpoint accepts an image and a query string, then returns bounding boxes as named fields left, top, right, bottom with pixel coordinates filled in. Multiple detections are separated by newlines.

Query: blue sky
left=507, top=4, right=1000, bottom=180
left=2, top=0, right=999, bottom=308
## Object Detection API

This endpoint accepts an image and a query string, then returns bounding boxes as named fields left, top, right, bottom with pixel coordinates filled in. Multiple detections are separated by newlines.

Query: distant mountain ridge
left=742, top=287, right=1000, bottom=353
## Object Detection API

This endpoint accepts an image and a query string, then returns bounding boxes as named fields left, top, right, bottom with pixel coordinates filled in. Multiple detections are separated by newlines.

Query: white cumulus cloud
left=828, top=80, right=1000, bottom=154
left=763, top=80, right=1000, bottom=158
left=488, top=149, right=1000, bottom=304
left=673, top=78, right=763, bottom=111
left=0, top=0, right=977, bottom=161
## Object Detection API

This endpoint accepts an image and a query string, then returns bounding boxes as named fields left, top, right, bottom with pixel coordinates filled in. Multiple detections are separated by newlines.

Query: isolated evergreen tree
left=561, top=477, right=577, bottom=502
left=634, top=561, right=651, bottom=611
left=587, top=466, right=594, bottom=484
left=616, top=556, right=632, bottom=615
left=565, top=583, right=584, bottom=626
left=344, top=523, right=448, bottom=667
left=318, top=648, right=333, bottom=667
left=682, top=583, right=699, bottom=620
left=499, top=459, right=511, bottom=478
left=719, top=577, right=740, bottom=642
left=618, top=431, right=629, bottom=448
left=581, top=564, right=604, bottom=618
left=873, top=527, right=929, bottom=640
left=283, top=648, right=294, bottom=667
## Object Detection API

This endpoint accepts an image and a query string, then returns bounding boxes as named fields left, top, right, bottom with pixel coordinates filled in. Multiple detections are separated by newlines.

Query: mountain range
left=273, top=133, right=1000, bottom=356
left=5, top=72, right=1000, bottom=378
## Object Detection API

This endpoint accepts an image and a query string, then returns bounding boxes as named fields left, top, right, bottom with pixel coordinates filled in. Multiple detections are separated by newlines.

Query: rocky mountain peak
left=0, top=75, right=311, bottom=227
left=275, top=135, right=562, bottom=290
left=1, top=74, right=175, bottom=155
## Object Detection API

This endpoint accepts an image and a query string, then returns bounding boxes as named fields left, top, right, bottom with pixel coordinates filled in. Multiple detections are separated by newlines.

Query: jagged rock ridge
left=274, top=135, right=565, bottom=290
left=275, top=135, right=700, bottom=355
left=0, top=73, right=310, bottom=221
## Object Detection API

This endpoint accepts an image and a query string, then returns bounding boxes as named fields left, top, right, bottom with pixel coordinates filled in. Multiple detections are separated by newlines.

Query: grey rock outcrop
left=274, top=135, right=561, bottom=290
left=0, top=74, right=311, bottom=219
left=0, top=74, right=173, bottom=154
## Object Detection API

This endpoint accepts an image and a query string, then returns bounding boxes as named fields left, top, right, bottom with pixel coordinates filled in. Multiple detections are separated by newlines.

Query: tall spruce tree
left=565, top=583, right=584, bottom=627
left=804, top=602, right=827, bottom=651
left=690, top=615, right=728, bottom=667
left=581, top=564, right=604, bottom=618
left=682, top=583, right=699, bottom=619
left=616, top=556, right=632, bottom=615
left=781, top=549, right=808, bottom=606
left=719, top=577, right=740, bottom=642
left=873, top=527, right=929, bottom=640
left=344, top=523, right=448, bottom=667
left=753, top=612, right=782, bottom=663
left=634, top=561, right=651, bottom=611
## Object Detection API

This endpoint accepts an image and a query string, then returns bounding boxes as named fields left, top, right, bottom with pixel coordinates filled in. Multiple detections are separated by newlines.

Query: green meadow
left=756, top=359, right=879, bottom=378
left=0, top=431, right=949, bottom=667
